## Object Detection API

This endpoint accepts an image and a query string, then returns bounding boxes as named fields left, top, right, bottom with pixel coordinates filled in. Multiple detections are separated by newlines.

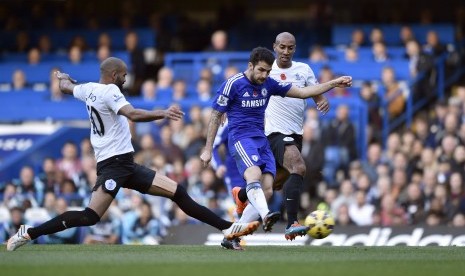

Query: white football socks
left=245, top=182, right=269, bottom=219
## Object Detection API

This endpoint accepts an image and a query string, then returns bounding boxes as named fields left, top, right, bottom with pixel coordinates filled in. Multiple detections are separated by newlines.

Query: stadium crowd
left=1, top=0, right=465, bottom=244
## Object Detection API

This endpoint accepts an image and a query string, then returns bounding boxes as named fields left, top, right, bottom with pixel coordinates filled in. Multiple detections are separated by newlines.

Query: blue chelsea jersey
left=212, top=72, right=291, bottom=141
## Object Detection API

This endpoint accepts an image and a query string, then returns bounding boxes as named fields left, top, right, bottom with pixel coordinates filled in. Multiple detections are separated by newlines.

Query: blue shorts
left=229, top=136, right=276, bottom=179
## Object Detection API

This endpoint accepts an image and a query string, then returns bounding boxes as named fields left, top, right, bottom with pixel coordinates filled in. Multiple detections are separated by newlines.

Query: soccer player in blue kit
left=200, top=47, right=352, bottom=236
left=211, top=119, right=248, bottom=249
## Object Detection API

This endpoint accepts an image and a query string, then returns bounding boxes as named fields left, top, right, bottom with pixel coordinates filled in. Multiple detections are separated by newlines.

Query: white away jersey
left=73, top=83, right=133, bottom=162
left=265, top=60, right=318, bottom=135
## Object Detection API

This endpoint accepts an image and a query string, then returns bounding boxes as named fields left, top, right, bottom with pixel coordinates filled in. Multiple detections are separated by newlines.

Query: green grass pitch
left=1, top=245, right=465, bottom=276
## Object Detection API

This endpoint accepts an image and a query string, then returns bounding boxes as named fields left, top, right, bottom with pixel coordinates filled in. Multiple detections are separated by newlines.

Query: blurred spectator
left=172, top=79, right=187, bottom=101
left=348, top=190, right=375, bottom=226
left=301, top=124, right=324, bottom=201
left=122, top=200, right=165, bottom=245
left=335, top=203, right=354, bottom=226
left=451, top=144, right=465, bottom=172
left=134, top=133, right=158, bottom=168
left=369, top=28, right=384, bottom=45
left=349, top=28, right=366, bottom=48
left=308, top=45, right=328, bottom=63
left=15, top=165, right=42, bottom=208
left=59, top=178, right=81, bottom=206
left=96, top=45, right=111, bottom=63
left=182, top=123, right=205, bottom=161
left=381, top=66, right=406, bottom=119
left=359, top=81, right=381, bottom=142
left=69, top=35, right=88, bottom=52
left=12, top=69, right=28, bottom=91
left=154, top=125, right=184, bottom=164
left=434, top=113, right=459, bottom=145
left=27, top=47, right=41, bottom=65
left=156, top=66, right=174, bottom=91
left=372, top=42, right=389, bottom=62
left=423, top=30, right=447, bottom=58
left=125, top=31, right=146, bottom=96
left=405, top=39, right=435, bottom=100
left=367, top=175, right=392, bottom=208
left=399, top=26, right=415, bottom=46
left=448, top=171, right=464, bottom=214
left=402, top=183, right=426, bottom=224
left=322, top=104, right=357, bottom=184
left=412, top=116, right=435, bottom=148
left=195, top=78, right=212, bottom=102
left=379, top=194, right=407, bottom=226
left=205, top=30, right=230, bottom=52
left=199, top=67, right=213, bottom=84
left=1, top=183, right=20, bottom=209
left=169, top=116, right=187, bottom=150
left=344, top=46, right=359, bottom=62
left=318, top=65, right=335, bottom=83
left=140, top=79, right=158, bottom=101
left=438, top=134, right=459, bottom=167
left=330, top=179, right=356, bottom=218
left=426, top=185, right=449, bottom=225
left=37, top=157, right=60, bottom=195
left=68, top=45, right=83, bottom=64
left=56, top=141, right=82, bottom=180
left=80, top=138, right=94, bottom=159
left=13, top=31, right=31, bottom=53
left=187, top=105, right=204, bottom=133
left=37, top=35, right=53, bottom=55
left=3, top=207, right=26, bottom=240
left=391, top=168, right=409, bottom=203
left=361, top=142, right=383, bottom=183
left=73, top=154, right=96, bottom=198
left=97, top=32, right=112, bottom=49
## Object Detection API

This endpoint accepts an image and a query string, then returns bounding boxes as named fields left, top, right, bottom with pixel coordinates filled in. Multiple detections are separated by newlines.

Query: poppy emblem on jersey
left=283, top=137, right=294, bottom=142
left=253, top=91, right=258, bottom=97
left=217, top=95, right=229, bottom=106
left=251, top=155, right=259, bottom=162
left=105, top=179, right=117, bottom=191
left=261, top=88, right=268, bottom=97
left=280, top=73, right=286, bottom=80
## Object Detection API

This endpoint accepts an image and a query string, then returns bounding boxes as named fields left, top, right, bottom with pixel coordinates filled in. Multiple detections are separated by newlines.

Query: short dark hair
left=249, top=47, right=275, bottom=67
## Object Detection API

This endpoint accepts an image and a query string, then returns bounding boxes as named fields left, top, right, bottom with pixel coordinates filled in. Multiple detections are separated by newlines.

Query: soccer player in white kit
left=229, top=33, right=330, bottom=241
left=7, top=57, right=259, bottom=251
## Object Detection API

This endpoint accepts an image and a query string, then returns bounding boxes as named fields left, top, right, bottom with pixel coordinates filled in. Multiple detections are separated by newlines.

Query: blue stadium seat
left=60, top=62, right=100, bottom=83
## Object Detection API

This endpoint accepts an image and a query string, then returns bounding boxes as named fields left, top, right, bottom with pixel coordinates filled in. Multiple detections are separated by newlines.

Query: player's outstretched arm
left=118, top=104, right=184, bottom=122
left=286, top=76, right=352, bottom=99
left=55, top=71, right=77, bottom=95
left=200, top=109, right=223, bottom=167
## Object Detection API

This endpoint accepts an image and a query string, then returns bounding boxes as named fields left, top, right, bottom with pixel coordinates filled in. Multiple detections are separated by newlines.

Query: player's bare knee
left=83, top=207, right=100, bottom=226
left=263, top=186, right=274, bottom=199
left=292, top=162, right=306, bottom=176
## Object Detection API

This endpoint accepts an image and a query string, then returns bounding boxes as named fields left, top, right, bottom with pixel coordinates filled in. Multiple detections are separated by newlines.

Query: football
left=304, top=210, right=335, bottom=239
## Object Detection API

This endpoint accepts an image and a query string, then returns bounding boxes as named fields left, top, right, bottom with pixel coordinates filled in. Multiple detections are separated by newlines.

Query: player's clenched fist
left=163, top=105, right=184, bottom=120
left=200, top=150, right=212, bottom=167
left=332, top=76, right=352, bottom=88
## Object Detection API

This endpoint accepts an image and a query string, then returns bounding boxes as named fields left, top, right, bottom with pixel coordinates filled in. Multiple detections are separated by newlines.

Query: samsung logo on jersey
left=242, top=99, right=266, bottom=107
